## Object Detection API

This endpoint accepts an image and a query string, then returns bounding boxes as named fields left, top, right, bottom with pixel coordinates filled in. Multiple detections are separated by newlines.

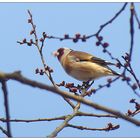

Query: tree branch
left=87, top=3, right=128, bottom=38
left=47, top=111, right=77, bottom=137
left=27, top=10, right=76, bottom=109
left=63, top=97, right=75, bottom=109
left=0, top=125, right=9, bottom=137
left=1, top=81, right=12, bottom=137
left=47, top=95, right=81, bottom=137
left=0, top=112, right=117, bottom=124
left=133, top=3, right=140, bottom=29
left=0, top=71, right=140, bottom=126
left=129, top=3, right=134, bottom=62
left=77, top=111, right=118, bottom=118
left=67, top=123, right=120, bottom=131
left=0, top=116, right=66, bottom=123
left=17, top=3, right=128, bottom=42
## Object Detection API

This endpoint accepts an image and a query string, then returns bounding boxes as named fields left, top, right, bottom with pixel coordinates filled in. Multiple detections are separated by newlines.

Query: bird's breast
left=64, top=61, right=114, bottom=81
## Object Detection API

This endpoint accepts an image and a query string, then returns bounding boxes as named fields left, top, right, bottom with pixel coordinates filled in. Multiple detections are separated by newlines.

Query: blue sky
left=0, top=2, right=140, bottom=137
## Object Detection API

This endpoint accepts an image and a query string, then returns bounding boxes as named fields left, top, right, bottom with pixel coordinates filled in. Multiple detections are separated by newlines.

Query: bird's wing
left=90, top=56, right=115, bottom=66
left=69, top=50, right=115, bottom=66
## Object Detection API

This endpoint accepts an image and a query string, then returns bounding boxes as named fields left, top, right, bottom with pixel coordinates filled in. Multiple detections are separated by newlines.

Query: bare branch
left=67, top=123, right=120, bottom=131
left=95, top=3, right=128, bottom=35
left=18, top=3, right=128, bottom=43
left=22, top=10, right=76, bottom=110
left=27, top=10, right=38, bottom=45
left=0, top=112, right=117, bottom=124
left=63, top=97, right=75, bottom=109
left=0, top=71, right=140, bottom=126
left=133, top=4, right=140, bottom=29
left=129, top=3, right=134, bottom=62
left=0, top=116, right=66, bottom=123
left=127, top=110, right=140, bottom=117
left=0, top=126, right=9, bottom=137
left=47, top=94, right=82, bottom=138
left=127, top=99, right=140, bottom=117
left=94, top=77, right=120, bottom=93
left=27, top=10, right=56, bottom=87
left=1, top=81, right=12, bottom=137
left=47, top=90, right=87, bottom=137
left=77, top=111, right=118, bottom=118
left=128, top=63, right=140, bottom=89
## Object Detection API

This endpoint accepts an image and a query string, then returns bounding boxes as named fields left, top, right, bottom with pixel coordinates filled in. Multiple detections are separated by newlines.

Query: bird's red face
left=53, top=48, right=64, bottom=60
left=57, top=48, right=65, bottom=60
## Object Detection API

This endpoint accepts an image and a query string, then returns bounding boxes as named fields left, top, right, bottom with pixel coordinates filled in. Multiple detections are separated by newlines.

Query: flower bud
left=103, top=42, right=109, bottom=48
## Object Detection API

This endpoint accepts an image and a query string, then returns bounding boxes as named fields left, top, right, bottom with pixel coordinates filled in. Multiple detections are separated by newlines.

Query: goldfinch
left=53, top=48, right=120, bottom=82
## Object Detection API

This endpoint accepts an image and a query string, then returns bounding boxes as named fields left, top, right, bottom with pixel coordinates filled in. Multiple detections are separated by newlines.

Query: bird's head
left=53, top=48, right=72, bottom=61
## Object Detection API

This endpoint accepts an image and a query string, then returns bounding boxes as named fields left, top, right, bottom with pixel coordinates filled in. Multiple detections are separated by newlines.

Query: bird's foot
left=82, top=80, right=94, bottom=89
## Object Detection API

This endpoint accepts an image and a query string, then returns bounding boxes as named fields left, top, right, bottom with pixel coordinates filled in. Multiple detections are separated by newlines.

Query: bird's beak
left=52, top=51, right=59, bottom=57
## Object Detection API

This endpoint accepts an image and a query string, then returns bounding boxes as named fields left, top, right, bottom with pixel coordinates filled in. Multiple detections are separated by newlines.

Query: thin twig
left=121, top=57, right=140, bottom=95
left=63, top=97, right=75, bottom=109
left=128, top=110, right=140, bottom=117
left=126, top=80, right=140, bottom=97
left=119, top=56, right=140, bottom=93
left=96, top=3, right=128, bottom=35
left=0, top=116, right=66, bottom=123
left=129, top=3, right=134, bottom=62
left=128, top=63, right=140, bottom=89
left=133, top=4, right=140, bottom=29
left=132, top=110, right=140, bottom=116
left=1, top=81, right=12, bottom=137
left=27, top=10, right=75, bottom=109
left=0, top=126, right=9, bottom=137
left=95, top=77, right=120, bottom=93
left=0, top=112, right=117, bottom=124
left=77, top=111, right=118, bottom=118
left=30, top=3, right=128, bottom=41
left=27, top=10, right=55, bottom=86
left=67, top=123, right=120, bottom=131
left=79, top=2, right=128, bottom=39
left=27, top=10, right=38, bottom=45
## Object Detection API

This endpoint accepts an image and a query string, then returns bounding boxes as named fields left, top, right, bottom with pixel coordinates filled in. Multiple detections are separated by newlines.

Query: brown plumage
left=54, top=48, right=120, bottom=82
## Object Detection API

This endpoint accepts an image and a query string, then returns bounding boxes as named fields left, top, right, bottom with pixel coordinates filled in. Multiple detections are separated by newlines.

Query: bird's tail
left=106, top=65, right=121, bottom=76
left=111, top=69, right=121, bottom=76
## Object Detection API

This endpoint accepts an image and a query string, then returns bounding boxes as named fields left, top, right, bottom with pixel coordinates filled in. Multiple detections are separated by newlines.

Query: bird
left=53, top=48, right=120, bottom=82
